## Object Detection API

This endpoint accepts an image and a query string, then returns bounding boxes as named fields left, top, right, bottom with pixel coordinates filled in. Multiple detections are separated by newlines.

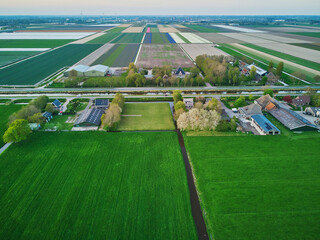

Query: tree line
left=101, top=93, right=125, bottom=131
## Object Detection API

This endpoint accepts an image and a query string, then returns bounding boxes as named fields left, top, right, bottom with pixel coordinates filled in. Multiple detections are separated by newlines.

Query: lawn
left=0, top=51, right=39, bottom=67
left=0, top=44, right=102, bottom=86
left=0, top=132, right=197, bottom=239
left=0, top=39, right=72, bottom=48
left=243, top=43, right=320, bottom=71
left=185, top=133, right=320, bottom=240
left=184, top=25, right=219, bottom=33
left=288, top=32, right=320, bottom=38
left=44, top=115, right=74, bottom=131
left=117, top=103, right=175, bottom=131
left=111, top=33, right=144, bottom=43
left=92, top=44, right=139, bottom=67
left=0, top=104, right=22, bottom=147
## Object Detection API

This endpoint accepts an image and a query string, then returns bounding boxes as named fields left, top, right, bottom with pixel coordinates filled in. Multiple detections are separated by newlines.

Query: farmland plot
left=212, top=25, right=265, bottom=33
left=169, top=33, right=186, bottom=43
left=179, top=33, right=211, bottom=43
left=0, top=132, right=198, bottom=240
left=180, top=44, right=229, bottom=61
left=71, top=32, right=106, bottom=44
left=122, top=27, right=144, bottom=33
left=184, top=25, right=219, bottom=33
left=196, top=33, right=245, bottom=44
left=0, top=32, right=96, bottom=40
left=0, top=44, right=102, bottom=86
left=92, top=44, right=139, bottom=67
left=246, top=33, right=311, bottom=44
left=0, top=39, right=72, bottom=48
left=136, top=44, right=194, bottom=68
left=0, top=51, right=40, bottom=67
left=86, top=32, right=121, bottom=44
left=111, top=33, right=144, bottom=43
left=143, top=33, right=170, bottom=44
left=76, top=44, right=114, bottom=66
left=158, top=25, right=179, bottom=33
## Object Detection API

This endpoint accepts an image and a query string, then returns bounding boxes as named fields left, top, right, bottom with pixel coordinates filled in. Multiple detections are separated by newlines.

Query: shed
left=94, top=99, right=109, bottom=109
left=29, top=123, right=41, bottom=131
left=52, top=99, right=62, bottom=109
left=64, top=65, right=89, bottom=77
left=42, top=112, right=53, bottom=122
left=251, top=114, right=280, bottom=135
left=85, top=65, right=109, bottom=77
left=183, top=98, right=194, bottom=110
left=247, top=64, right=267, bottom=76
left=74, top=108, right=105, bottom=127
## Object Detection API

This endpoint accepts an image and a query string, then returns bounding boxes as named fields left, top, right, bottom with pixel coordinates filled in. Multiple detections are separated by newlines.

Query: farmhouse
left=85, top=65, right=109, bottom=77
left=64, top=65, right=89, bottom=77
left=94, top=99, right=109, bottom=110
left=292, top=96, right=310, bottom=107
left=255, top=94, right=278, bottom=110
left=52, top=99, right=62, bottom=110
left=42, top=112, right=53, bottom=122
left=174, top=66, right=185, bottom=77
left=74, top=108, right=105, bottom=127
left=304, top=107, right=320, bottom=117
left=251, top=114, right=280, bottom=135
left=183, top=98, right=194, bottom=110
left=267, top=72, right=278, bottom=85
left=239, top=103, right=262, bottom=117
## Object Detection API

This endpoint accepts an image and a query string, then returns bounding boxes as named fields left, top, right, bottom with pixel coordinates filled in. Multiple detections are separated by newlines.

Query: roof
left=306, top=107, right=320, bottom=114
left=87, top=65, right=109, bottom=73
left=74, top=108, right=105, bottom=126
left=251, top=114, right=280, bottom=133
left=239, top=103, right=262, bottom=116
left=42, top=112, right=52, bottom=118
left=95, top=99, right=109, bottom=106
left=175, top=66, right=185, bottom=75
left=183, top=98, right=194, bottom=104
left=66, top=64, right=89, bottom=73
left=247, top=64, right=267, bottom=76
left=52, top=99, right=61, bottom=107
left=255, top=94, right=278, bottom=109
left=292, top=95, right=310, bottom=106
left=266, top=102, right=276, bottom=111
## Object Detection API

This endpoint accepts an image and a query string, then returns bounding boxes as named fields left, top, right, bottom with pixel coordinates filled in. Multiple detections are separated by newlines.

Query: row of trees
left=101, top=93, right=125, bottom=131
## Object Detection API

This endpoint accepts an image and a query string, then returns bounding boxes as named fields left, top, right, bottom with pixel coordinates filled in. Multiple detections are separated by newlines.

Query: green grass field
left=0, top=51, right=39, bottom=67
left=0, top=44, right=102, bottom=85
left=111, top=33, right=144, bottom=43
left=0, top=132, right=197, bottom=239
left=243, top=43, right=320, bottom=71
left=0, top=104, right=22, bottom=146
left=0, top=39, right=72, bottom=48
left=184, top=25, right=219, bottom=32
left=185, top=133, right=320, bottom=240
left=151, top=27, right=159, bottom=33
left=117, top=103, right=175, bottom=131
left=288, top=32, right=320, bottom=38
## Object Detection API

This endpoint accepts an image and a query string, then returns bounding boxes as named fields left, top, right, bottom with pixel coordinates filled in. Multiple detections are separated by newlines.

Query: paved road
left=0, top=142, right=12, bottom=156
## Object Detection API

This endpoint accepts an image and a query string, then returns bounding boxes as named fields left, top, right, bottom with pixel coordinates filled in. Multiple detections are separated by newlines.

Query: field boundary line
left=134, top=33, right=145, bottom=65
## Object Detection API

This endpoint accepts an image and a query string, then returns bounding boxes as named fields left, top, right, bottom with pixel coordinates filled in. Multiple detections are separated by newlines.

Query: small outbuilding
left=183, top=98, right=194, bottom=110
left=52, top=99, right=62, bottom=110
left=42, top=112, right=53, bottom=122
left=29, top=123, right=41, bottom=131
left=304, top=107, right=320, bottom=117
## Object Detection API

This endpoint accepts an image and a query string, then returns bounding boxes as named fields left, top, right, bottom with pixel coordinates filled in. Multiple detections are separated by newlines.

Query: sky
left=1, top=0, right=320, bottom=15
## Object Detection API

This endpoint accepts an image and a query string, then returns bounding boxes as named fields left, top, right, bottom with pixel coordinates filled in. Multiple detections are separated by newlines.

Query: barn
left=74, top=108, right=105, bottom=127
left=84, top=65, right=109, bottom=77
left=64, top=65, right=89, bottom=77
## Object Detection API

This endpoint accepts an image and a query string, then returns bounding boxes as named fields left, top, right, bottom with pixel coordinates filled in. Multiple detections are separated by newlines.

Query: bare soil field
left=232, top=43, right=320, bottom=76
left=246, top=33, right=311, bottom=44
left=220, top=33, right=276, bottom=44
left=180, top=44, right=228, bottom=61
left=175, top=24, right=187, bottom=28
left=197, top=33, right=245, bottom=44
left=122, top=27, right=144, bottom=33
left=70, top=32, right=105, bottom=44
left=274, top=33, right=320, bottom=43
left=260, top=27, right=320, bottom=33
left=256, top=42, right=320, bottom=64
left=75, top=43, right=114, bottom=65
left=158, top=25, right=179, bottom=33
left=118, top=24, right=132, bottom=28
left=136, top=44, right=193, bottom=68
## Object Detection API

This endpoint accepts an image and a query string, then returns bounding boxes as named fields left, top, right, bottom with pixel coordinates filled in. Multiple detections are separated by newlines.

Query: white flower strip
left=169, top=33, right=185, bottom=43
left=0, top=48, right=50, bottom=51
left=0, top=32, right=96, bottom=39
left=180, top=33, right=211, bottom=43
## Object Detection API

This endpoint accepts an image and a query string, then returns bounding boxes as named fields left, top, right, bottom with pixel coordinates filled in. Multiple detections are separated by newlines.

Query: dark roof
left=52, top=99, right=62, bottom=108
left=74, top=108, right=105, bottom=126
left=95, top=99, right=109, bottom=106
left=175, top=66, right=185, bottom=75
left=42, top=112, right=52, bottom=118
left=221, top=109, right=231, bottom=121
left=292, top=96, right=310, bottom=106
left=251, top=114, right=280, bottom=133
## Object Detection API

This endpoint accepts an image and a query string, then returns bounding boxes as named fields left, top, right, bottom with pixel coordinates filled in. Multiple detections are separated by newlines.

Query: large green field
left=117, top=103, right=175, bottom=131
left=0, top=51, right=39, bottom=67
left=87, top=32, right=121, bottom=44
left=185, top=133, right=320, bottom=240
left=0, top=104, right=22, bottom=146
left=0, top=44, right=102, bottom=85
left=289, top=32, right=320, bottom=38
left=184, top=25, right=219, bottom=33
left=0, top=132, right=197, bottom=239
left=0, top=39, right=72, bottom=48
left=111, top=33, right=144, bottom=43
left=243, top=43, right=320, bottom=71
